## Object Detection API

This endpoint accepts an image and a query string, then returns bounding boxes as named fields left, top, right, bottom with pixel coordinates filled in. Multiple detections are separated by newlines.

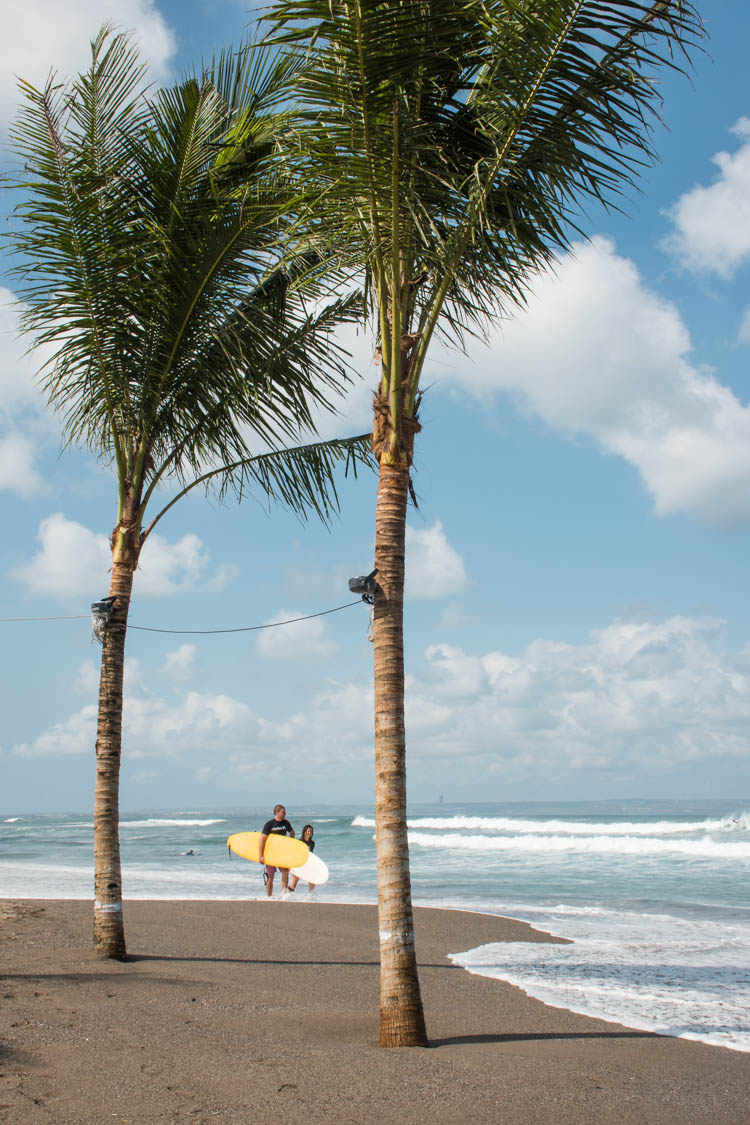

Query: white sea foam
left=352, top=813, right=750, bottom=835
left=3, top=817, right=23, bottom=823
left=406, top=830, right=750, bottom=859
left=450, top=907, right=750, bottom=1053
left=119, top=818, right=226, bottom=827
left=29, top=818, right=227, bottom=830
left=0, top=861, right=94, bottom=898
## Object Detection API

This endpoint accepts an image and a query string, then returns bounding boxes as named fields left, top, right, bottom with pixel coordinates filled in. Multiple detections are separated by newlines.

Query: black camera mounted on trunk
left=348, top=568, right=378, bottom=605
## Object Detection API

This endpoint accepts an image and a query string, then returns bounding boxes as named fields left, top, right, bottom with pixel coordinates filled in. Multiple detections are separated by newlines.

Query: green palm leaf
left=9, top=27, right=370, bottom=518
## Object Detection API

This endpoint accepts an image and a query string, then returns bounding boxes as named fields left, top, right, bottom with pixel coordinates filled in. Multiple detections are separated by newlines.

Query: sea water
left=1, top=799, right=748, bottom=1053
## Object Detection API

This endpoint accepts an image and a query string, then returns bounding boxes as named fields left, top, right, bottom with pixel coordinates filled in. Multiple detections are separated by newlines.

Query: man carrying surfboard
left=259, top=804, right=295, bottom=898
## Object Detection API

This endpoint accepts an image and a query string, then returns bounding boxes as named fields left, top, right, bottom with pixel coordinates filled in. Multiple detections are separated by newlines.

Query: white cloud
left=73, top=660, right=99, bottom=695
left=661, top=118, right=750, bottom=278
left=406, top=616, right=750, bottom=777
left=16, top=513, right=111, bottom=596
left=0, top=430, right=46, bottom=497
left=206, top=562, right=241, bottom=593
left=16, top=615, right=750, bottom=788
left=162, top=644, right=197, bottom=682
left=12, top=513, right=227, bottom=598
left=14, top=704, right=98, bottom=758
left=443, top=237, right=750, bottom=528
left=13, top=674, right=373, bottom=782
left=136, top=532, right=212, bottom=597
left=1, top=0, right=175, bottom=132
left=405, top=521, right=468, bottom=599
left=256, top=610, right=338, bottom=661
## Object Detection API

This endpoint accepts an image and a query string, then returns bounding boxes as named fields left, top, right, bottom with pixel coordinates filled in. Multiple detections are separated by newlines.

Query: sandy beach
left=1, top=898, right=748, bottom=1124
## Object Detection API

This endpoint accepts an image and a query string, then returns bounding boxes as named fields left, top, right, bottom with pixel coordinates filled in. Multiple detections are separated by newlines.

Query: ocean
left=2, top=799, right=748, bottom=1053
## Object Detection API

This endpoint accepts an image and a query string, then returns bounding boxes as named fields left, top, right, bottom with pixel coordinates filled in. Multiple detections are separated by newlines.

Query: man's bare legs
left=264, top=866, right=290, bottom=897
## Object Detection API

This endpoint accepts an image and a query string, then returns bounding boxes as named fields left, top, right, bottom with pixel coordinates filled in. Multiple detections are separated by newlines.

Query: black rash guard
left=261, top=818, right=293, bottom=837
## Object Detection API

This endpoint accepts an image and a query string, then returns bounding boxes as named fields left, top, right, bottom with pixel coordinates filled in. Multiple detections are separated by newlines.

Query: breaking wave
left=406, top=831, right=750, bottom=859
left=351, top=813, right=750, bottom=835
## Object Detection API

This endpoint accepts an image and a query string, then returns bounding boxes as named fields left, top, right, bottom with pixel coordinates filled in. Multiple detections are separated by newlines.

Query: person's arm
left=259, top=832, right=268, bottom=864
left=289, top=822, right=295, bottom=838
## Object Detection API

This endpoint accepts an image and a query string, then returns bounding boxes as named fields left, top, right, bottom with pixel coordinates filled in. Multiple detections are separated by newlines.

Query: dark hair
left=301, top=824, right=314, bottom=840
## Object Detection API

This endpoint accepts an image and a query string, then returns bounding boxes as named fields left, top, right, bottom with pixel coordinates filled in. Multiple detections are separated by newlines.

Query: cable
left=0, top=601, right=364, bottom=633
left=129, top=600, right=363, bottom=635
left=0, top=615, right=88, bottom=622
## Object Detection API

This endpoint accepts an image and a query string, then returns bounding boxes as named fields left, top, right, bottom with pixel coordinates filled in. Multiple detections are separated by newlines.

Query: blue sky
left=1, top=1, right=749, bottom=814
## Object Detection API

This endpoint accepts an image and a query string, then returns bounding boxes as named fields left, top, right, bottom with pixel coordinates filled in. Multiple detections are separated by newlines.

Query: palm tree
left=265, top=0, right=703, bottom=1045
left=7, top=28, right=371, bottom=959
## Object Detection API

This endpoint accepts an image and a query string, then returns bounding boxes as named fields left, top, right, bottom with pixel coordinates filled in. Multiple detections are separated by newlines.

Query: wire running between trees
left=0, top=600, right=363, bottom=634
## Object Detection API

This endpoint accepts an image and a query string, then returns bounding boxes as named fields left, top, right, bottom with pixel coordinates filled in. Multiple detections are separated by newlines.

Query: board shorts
left=264, top=864, right=289, bottom=875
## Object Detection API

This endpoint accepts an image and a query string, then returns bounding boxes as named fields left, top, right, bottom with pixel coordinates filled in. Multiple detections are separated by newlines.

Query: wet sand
left=1, top=898, right=748, bottom=1123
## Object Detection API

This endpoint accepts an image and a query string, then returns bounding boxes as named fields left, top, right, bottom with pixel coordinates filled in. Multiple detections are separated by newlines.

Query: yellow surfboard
left=227, top=831, right=309, bottom=868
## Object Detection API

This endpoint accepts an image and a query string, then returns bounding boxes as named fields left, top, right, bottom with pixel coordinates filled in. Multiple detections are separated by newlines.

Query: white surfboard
left=290, top=852, right=329, bottom=886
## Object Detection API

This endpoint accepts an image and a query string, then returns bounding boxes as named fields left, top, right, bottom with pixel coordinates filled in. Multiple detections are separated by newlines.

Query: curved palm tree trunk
left=373, top=459, right=428, bottom=1047
left=92, top=553, right=135, bottom=959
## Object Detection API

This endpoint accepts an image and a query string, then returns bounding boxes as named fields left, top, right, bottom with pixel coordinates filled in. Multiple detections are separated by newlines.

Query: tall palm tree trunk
left=92, top=551, right=136, bottom=959
left=372, top=458, right=428, bottom=1047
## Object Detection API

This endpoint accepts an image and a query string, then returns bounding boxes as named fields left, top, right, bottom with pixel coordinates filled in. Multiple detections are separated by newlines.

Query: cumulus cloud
left=14, top=667, right=373, bottom=779
left=443, top=236, right=750, bottom=528
left=414, top=616, right=750, bottom=775
left=14, top=703, right=98, bottom=758
left=12, top=512, right=229, bottom=598
left=73, top=660, right=99, bottom=695
left=14, top=615, right=750, bottom=789
left=661, top=118, right=750, bottom=278
left=136, top=532, right=213, bottom=597
left=162, top=645, right=197, bottom=682
left=16, top=513, right=111, bottom=595
left=256, top=611, right=338, bottom=661
left=1, top=0, right=175, bottom=133
left=405, top=521, right=468, bottom=599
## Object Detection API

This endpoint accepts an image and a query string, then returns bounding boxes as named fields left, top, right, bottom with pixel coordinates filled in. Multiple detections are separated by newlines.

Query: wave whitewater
left=351, top=813, right=750, bottom=835
left=405, top=831, right=750, bottom=859
left=120, top=818, right=227, bottom=828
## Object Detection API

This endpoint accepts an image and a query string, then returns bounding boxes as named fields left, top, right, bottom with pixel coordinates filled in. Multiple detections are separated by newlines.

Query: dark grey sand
left=1, top=899, right=748, bottom=1124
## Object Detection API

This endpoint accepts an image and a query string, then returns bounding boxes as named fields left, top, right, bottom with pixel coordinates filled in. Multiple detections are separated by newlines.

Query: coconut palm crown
left=7, top=27, right=372, bottom=959
left=264, top=0, right=703, bottom=1046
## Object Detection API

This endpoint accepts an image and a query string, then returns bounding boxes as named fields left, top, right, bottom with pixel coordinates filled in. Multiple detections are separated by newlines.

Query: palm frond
left=142, top=432, right=375, bottom=541
left=7, top=26, right=366, bottom=516
left=265, top=0, right=703, bottom=383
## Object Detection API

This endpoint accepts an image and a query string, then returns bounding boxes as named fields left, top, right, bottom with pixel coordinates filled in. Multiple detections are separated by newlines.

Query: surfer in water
left=288, top=824, right=316, bottom=895
left=259, top=804, right=295, bottom=898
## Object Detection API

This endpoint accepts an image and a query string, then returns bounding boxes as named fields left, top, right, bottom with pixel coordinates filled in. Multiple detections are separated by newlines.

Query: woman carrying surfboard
left=259, top=804, right=295, bottom=898
left=288, top=825, right=317, bottom=895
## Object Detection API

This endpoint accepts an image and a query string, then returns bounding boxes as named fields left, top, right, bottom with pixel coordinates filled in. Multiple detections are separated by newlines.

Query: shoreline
left=3, top=891, right=748, bottom=1056
left=2, top=898, right=749, bottom=1123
